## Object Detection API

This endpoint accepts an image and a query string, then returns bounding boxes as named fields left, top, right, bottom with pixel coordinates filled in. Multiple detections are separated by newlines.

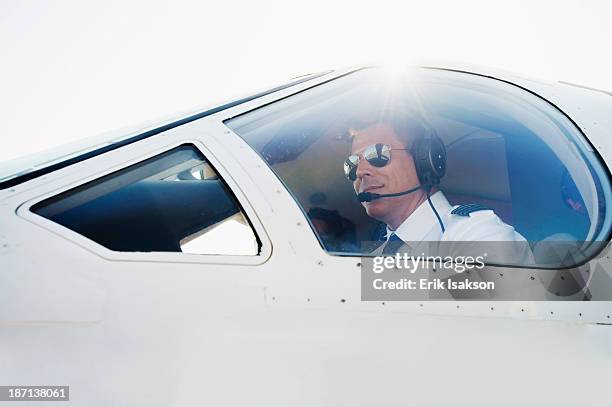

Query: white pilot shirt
left=385, top=191, right=533, bottom=264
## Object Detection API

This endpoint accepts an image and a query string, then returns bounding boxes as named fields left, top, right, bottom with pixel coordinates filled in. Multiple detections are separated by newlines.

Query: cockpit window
left=225, top=67, right=612, bottom=268
left=32, top=144, right=260, bottom=255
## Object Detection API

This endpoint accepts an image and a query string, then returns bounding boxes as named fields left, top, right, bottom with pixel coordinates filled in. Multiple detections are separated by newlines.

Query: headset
left=411, top=129, right=447, bottom=187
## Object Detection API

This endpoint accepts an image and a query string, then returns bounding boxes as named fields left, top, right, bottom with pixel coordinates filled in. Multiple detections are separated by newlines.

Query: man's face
left=350, top=123, right=421, bottom=224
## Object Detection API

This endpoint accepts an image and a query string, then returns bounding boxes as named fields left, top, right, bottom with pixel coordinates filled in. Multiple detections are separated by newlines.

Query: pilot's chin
left=363, top=200, right=385, bottom=221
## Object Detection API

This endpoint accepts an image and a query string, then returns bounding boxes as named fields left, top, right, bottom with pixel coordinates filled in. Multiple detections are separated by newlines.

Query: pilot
left=344, top=113, right=533, bottom=262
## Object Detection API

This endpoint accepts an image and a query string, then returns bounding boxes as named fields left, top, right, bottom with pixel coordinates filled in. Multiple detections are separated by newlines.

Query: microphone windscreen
left=358, top=192, right=376, bottom=202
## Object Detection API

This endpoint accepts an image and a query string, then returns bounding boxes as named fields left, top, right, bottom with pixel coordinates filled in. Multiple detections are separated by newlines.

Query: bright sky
left=1, top=0, right=611, bottom=163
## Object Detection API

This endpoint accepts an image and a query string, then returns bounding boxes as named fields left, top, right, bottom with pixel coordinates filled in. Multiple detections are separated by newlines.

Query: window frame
left=0, top=71, right=334, bottom=190
left=18, top=140, right=272, bottom=265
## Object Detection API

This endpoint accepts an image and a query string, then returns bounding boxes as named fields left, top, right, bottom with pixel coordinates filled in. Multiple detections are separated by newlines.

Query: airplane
left=1, top=65, right=611, bottom=406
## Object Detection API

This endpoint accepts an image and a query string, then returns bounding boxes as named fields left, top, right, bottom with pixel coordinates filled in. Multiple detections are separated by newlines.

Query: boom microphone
left=358, top=185, right=422, bottom=202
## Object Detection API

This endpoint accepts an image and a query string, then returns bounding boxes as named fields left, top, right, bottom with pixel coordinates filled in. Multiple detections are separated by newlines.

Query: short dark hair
left=389, top=109, right=430, bottom=151
left=349, top=106, right=431, bottom=151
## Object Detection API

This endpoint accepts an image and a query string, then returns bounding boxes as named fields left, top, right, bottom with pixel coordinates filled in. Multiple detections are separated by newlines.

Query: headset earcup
left=412, top=135, right=446, bottom=186
left=429, top=136, right=447, bottom=181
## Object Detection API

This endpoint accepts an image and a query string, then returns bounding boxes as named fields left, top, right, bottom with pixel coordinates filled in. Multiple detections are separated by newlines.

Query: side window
left=32, top=144, right=260, bottom=255
left=225, top=68, right=611, bottom=268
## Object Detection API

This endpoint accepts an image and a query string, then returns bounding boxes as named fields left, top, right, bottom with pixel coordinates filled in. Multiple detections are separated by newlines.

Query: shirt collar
left=386, top=191, right=452, bottom=243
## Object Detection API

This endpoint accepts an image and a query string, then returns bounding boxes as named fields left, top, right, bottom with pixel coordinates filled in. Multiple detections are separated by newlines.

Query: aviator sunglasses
left=344, top=143, right=409, bottom=181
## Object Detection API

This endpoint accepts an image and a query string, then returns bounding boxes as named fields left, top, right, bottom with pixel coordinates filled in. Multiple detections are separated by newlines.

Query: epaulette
left=450, top=203, right=492, bottom=216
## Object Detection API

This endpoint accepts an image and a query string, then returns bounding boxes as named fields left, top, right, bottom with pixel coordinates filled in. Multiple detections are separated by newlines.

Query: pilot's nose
left=355, top=157, right=373, bottom=180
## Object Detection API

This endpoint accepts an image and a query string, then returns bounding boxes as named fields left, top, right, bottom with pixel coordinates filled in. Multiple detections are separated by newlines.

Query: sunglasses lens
left=344, top=144, right=392, bottom=181
left=344, top=155, right=359, bottom=181
left=364, top=144, right=390, bottom=167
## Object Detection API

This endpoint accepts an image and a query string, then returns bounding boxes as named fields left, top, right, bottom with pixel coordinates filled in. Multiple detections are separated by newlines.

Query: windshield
left=225, top=67, right=612, bottom=268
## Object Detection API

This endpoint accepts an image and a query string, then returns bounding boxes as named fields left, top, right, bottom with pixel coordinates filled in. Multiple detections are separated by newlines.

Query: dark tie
left=382, top=233, right=405, bottom=255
